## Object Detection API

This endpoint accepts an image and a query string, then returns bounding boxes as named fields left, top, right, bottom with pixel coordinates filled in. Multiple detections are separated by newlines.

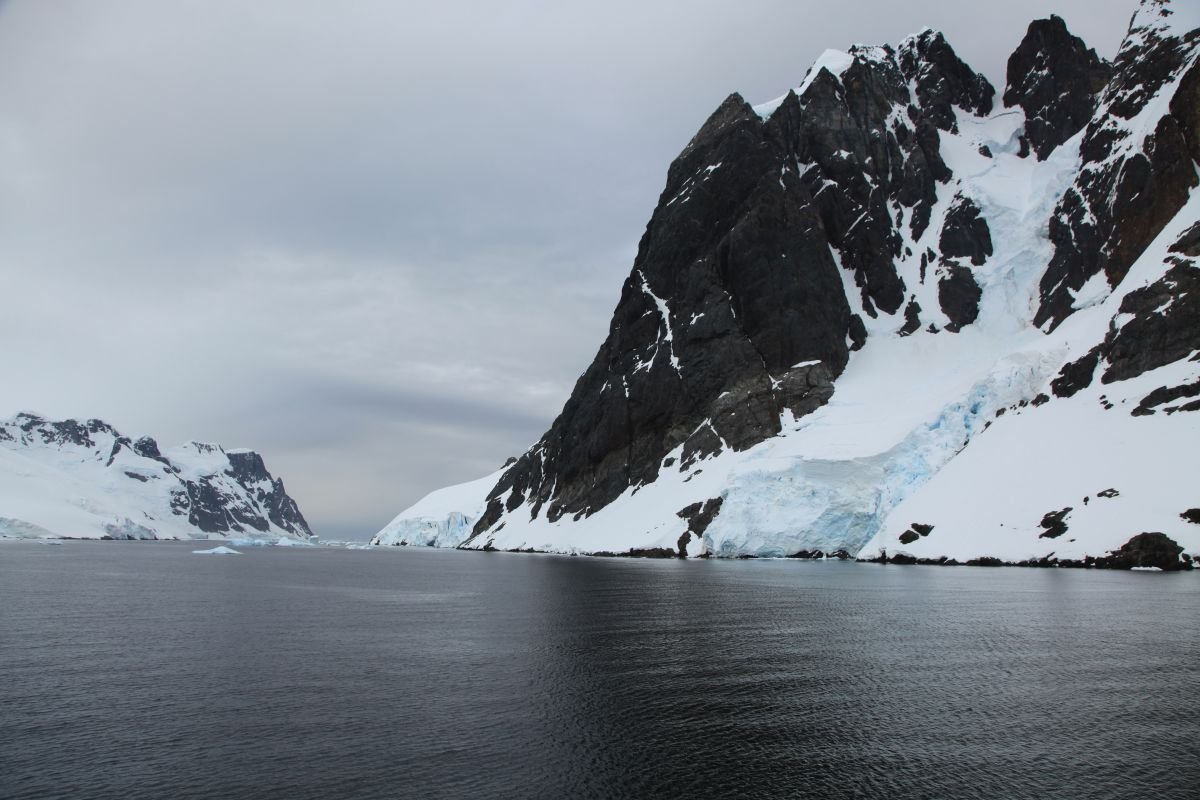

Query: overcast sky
left=0, top=0, right=1134, bottom=539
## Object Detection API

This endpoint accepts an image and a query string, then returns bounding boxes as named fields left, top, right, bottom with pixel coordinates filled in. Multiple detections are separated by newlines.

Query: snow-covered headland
left=0, top=413, right=314, bottom=543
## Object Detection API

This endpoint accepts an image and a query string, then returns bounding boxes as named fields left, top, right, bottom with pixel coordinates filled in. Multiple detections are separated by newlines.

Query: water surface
left=2, top=541, right=1198, bottom=799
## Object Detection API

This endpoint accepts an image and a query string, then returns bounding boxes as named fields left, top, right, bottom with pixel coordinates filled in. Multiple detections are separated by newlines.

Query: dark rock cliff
left=1052, top=227, right=1200, bottom=403
left=1003, top=15, right=1113, bottom=159
left=468, top=33, right=1001, bottom=542
left=898, top=29, right=995, bottom=132
left=168, top=448, right=312, bottom=537
left=1034, top=5, right=1200, bottom=331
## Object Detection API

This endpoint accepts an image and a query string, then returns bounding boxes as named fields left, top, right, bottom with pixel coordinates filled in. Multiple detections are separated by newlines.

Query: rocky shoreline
left=403, top=530, right=1198, bottom=571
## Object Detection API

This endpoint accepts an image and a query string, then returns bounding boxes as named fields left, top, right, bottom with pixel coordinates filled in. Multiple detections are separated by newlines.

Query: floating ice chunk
left=192, top=545, right=242, bottom=555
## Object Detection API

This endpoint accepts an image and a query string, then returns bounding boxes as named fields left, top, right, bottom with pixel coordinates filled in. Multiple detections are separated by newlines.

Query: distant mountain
left=377, top=0, right=1200, bottom=569
left=0, top=413, right=313, bottom=541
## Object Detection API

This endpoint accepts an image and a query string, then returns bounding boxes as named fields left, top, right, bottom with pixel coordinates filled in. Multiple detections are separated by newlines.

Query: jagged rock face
left=1004, top=15, right=1113, bottom=159
left=0, top=414, right=313, bottom=540
left=1034, top=3, right=1200, bottom=331
left=939, top=197, right=993, bottom=266
left=169, top=446, right=311, bottom=537
left=1101, top=260, right=1200, bottom=385
left=1051, top=224, right=1200, bottom=400
left=471, top=34, right=1000, bottom=540
left=935, top=196, right=989, bottom=331
left=133, top=436, right=165, bottom=461
left=161, top=450, right=311, bottom=536
left=898, top=29, right=995, bottom=132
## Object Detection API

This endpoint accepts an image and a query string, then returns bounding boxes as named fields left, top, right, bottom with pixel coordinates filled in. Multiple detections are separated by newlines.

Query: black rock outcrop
left=1038, top=507, right=1073, bottom=539
left=1100, top=261, right=1200, bottom=384
left=1170, top=220, right=1200, bottom=256
left=938, top=265, right=982, bottom=332
left=1003, top=16, right=1112, bottom=159
left=1132, top=379, right=1200, bottom=416
left=1051, top=347, right=1102, bottom=398
left=1102, top=531, right=1191, bottom=570
left=898, top=522, right=933, bottom=546
left=939, top=197, right=992, bottom=266
left=133, top=436, right=165, bottom=461
left=1052, top=245, right=1200, bottom=401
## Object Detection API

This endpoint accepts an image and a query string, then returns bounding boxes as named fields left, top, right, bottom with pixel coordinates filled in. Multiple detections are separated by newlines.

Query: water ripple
left=1, top=543, right=1198, bottom=799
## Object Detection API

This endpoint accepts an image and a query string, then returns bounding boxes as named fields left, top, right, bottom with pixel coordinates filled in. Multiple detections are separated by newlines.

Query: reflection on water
left=2, top=542, right=1198, bottom=799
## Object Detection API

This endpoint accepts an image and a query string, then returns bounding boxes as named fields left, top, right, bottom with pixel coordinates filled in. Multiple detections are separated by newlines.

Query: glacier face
left=0, top=413, right=314, bottom=542
left=371, top=470, right=503, bottom=548
left=377, top=1, right=1200, bottom=566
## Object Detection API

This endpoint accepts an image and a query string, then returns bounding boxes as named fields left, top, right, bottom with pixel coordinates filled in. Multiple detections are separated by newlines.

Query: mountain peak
left=377, top=3, right=1200, bottom=568
left=897, top=27, right=994, bottom=130
left=1003, top=15, right=1112, bottom=159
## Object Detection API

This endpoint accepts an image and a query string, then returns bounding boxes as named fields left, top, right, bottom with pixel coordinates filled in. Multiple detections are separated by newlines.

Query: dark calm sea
left=1, top=541, right=1198, bottom=799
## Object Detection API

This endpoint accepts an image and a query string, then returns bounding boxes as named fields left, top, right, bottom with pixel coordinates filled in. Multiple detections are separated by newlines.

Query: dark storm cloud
left=0, top=0, right=1135, bottom=537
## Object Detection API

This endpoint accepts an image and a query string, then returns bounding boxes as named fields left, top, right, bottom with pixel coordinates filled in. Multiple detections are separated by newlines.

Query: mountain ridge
left=0, top=412, right=314, bottom=542
left=376, top=0, right=1199, bottom=570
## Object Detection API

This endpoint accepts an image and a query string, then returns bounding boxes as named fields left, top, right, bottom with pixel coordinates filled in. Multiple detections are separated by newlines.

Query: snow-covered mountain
left=376, top=0, right=1200, bottom=569
left=0, top=413, right=314, bottom=542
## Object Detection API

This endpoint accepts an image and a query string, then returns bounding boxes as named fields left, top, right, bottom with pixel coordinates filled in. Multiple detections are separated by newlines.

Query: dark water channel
left=2, top=541, right=1197, bottom=799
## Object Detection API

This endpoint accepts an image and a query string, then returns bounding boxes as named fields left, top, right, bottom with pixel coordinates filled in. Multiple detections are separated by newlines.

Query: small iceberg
left=192, top=545, right=242, bottom=555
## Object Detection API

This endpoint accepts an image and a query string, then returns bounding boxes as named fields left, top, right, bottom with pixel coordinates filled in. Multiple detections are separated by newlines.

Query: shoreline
left=8, top=534, right=1196, bottom=572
